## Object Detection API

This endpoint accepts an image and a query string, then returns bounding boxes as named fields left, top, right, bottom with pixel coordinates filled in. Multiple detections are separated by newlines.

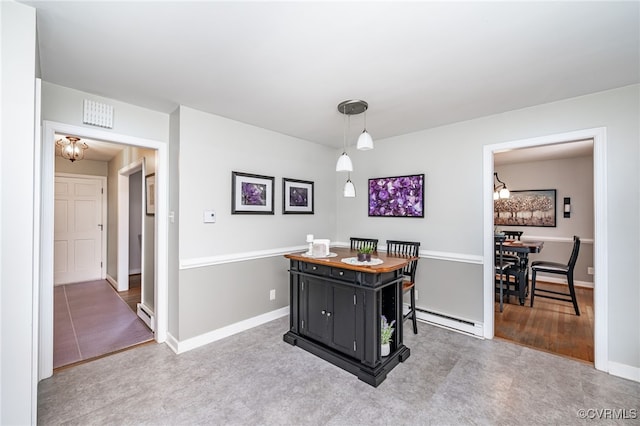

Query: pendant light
left=356, top=107, right=374, bottom=150
left=493, top=172, right=510, bottom=199
left=56, top=136, right=89, bottom=162
left=336, top=109, right=353, bottom=172
left=343, top=173, right=356, bottom=197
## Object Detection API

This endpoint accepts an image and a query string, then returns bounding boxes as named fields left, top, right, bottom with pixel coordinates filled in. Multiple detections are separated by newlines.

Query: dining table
left=500, top=239, right=544, bottom=305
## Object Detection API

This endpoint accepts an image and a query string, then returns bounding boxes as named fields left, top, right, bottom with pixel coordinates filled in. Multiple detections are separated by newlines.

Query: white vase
left=381, top=343, right=390, bottom=357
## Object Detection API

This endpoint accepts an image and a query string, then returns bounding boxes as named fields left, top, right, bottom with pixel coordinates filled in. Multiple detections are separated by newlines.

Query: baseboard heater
left=137, top=303, right=155, bottom=331
left=411, top=305, right=483, bottom=338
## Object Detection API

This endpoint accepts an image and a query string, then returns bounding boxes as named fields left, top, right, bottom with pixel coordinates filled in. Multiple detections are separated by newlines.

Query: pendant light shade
left=336, top=152, right=353, bottom=172
left=493, top=172, right=510, bottom=199
left=343, top=177, right=356, bottom=197
left=356, top=130, right=373, bottom=150
left=56, top=136, right=88, bottom=163
left=356, top=108, right=374, bottom=150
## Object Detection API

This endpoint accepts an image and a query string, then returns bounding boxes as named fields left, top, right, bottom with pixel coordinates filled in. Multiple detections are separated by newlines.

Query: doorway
left=39, top=120, right=169, bottom=380
left=482, top=127, right=608, bottom=373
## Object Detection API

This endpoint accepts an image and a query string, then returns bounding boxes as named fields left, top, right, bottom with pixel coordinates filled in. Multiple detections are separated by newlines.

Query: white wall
left=0, top=2, right=37, bottom=423
left=337, top=85, right=640, bottom=370
left=41, top=81, right=169, bottom=143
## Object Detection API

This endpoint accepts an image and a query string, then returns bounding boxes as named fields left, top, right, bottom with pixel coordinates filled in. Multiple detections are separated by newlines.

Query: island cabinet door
left=302, top=276, right=330, bottom=344
left=330, top=284, right=361, bottom=359
left=300, top=277, right=360, bottom=358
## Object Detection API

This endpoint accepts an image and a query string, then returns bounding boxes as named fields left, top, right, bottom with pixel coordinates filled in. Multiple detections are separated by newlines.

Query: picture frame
left=494, top=189, right=557, bottom=227
left=145, top=173, right=155, bottom=216
left=368, top=174, right=425, bottom=218
left=231, top=171, right=275, bottom=214
left=282, top=178, right=314, bottom=214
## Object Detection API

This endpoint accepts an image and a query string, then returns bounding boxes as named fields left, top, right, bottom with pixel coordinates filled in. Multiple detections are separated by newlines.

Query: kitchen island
left=283, top=247, right=414, bottom=387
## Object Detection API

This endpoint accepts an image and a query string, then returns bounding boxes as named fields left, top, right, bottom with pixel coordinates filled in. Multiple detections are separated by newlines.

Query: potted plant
left=357, top=246, right=374, bottom=262
left=380, top=315, right=395, bottom=357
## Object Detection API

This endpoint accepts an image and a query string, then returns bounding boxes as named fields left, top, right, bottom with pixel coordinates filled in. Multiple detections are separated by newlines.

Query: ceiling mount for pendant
left=337, top=99, right=368, bottom=116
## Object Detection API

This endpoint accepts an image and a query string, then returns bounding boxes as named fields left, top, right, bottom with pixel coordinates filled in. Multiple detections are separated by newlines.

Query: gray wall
left=174, top=106, right=337, bottom=340
left=55, top=157, right=108, bottom=176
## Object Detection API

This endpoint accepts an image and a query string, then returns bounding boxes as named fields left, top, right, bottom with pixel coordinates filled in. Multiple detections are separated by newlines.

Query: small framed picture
left=145, top=173, right=155, bottom=216
left=231, top=171, right=275, bottom=214
left=283, top=178, right=314, bottom=214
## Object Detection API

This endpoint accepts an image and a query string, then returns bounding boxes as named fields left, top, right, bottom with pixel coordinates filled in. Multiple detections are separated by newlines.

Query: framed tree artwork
left=494, top=189, right=556, bottom=227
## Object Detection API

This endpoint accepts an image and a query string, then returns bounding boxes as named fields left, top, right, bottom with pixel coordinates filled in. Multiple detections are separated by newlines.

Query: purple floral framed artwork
left=231, top=171, right=274, bottom=214
left=368, top=174, right=425, bottom=218
left=282, top=178, right=314, bottom=214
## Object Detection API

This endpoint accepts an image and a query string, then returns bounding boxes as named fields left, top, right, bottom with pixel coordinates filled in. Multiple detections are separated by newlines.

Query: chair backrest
left=567, top=236, right=581, bottom=270
left=503, top=230, right=523, bottom=241
left=350, top=237, right=378, bottom=252
left=494, top=235, right=509, bottom=268
left=386, top=240, right=420, bottom=281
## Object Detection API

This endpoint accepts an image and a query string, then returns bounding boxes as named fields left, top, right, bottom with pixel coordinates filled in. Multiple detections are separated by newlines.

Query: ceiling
left=27, top=1, right=639, bottom=158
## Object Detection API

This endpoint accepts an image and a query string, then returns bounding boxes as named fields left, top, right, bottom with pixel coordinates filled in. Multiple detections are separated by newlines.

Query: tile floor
left=39, top=316, right=640, bottom=425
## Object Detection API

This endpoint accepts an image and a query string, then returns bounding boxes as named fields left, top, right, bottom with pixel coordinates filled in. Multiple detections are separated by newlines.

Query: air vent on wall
left=83, top=99, right=114, bottom=128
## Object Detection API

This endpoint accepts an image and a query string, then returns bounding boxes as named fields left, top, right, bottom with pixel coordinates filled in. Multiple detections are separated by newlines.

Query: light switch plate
left=203, top=210, right=216, bottom=223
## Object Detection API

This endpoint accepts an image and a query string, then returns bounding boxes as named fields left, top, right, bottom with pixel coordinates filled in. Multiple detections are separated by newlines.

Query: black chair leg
left=530, top=270, right=537, bottom=307
left=567, top=273, right=580, bottom=316
left=410, top=287, right=418, bottom=334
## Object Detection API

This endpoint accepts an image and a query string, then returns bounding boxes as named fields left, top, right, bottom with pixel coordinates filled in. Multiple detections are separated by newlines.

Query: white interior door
left=54, top=175, right=104, bottom=284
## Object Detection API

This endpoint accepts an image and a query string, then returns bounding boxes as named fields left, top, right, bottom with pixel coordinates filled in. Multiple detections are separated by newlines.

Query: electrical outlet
left=415, top=290, right=419, bottom=301
left=587, top=267, right=594, bottom=275
left=269, top=289, right=276, bottom=300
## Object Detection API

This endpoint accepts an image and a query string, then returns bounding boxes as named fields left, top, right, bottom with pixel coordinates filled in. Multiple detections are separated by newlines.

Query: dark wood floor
left=120, top=273, right=142, bottom=313
left=495, top=280, right=594, bottom=363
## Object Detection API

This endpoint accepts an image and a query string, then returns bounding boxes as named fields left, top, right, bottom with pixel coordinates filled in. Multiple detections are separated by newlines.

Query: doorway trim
left=482, top=127, right=608, bottom=372
left=39, top=120, right=169, bottom=380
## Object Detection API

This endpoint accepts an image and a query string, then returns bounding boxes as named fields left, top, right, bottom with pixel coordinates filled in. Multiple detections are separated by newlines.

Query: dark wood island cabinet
left=283, top=247, right=414, bottom=387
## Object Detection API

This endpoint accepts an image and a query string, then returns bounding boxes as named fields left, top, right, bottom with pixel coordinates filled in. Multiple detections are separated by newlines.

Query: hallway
left=53, top=278, right=153, bottom=369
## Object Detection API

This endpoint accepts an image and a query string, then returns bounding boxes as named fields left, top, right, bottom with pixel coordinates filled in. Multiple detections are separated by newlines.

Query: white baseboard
left=533, top=274, right=593, bottom=288
left=105, top=274, right=117, bottom=289
left=167, top=306, right=290, bottom=354
left=410, top=304, right=484, bottom=338
left=129, top=268, right=141, bottom=275
left=608, top=360, right=640, bottom=383
left=137, top=303, right=155, bottom=331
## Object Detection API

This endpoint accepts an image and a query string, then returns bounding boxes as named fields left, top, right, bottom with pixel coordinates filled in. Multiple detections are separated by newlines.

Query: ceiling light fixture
left=336, top=100, right=373, bottom=197
left=343, top=173, right=356, bottom=198
left=56, top=136, right=88, bottom=163
left=493, top=172, right=510, bottom=199
left=356, top=104, right=373, bottom=151
left=336, top=104, right=353, bottom=172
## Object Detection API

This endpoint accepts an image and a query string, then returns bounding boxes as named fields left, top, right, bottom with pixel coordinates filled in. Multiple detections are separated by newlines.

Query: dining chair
left=503, top=230, right=523, bottom=241
left=386, top=240, right=420, bottom=334
left=530, top=235, right=581, bottom=315
left=350, top=237, right=378, bottom=252
left=502, top=230, right=524, bottom=296
left=495, top=235, right=517, bottom=312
